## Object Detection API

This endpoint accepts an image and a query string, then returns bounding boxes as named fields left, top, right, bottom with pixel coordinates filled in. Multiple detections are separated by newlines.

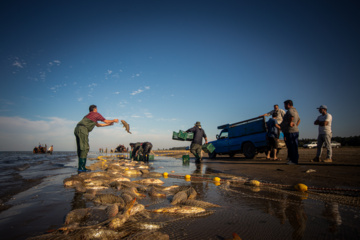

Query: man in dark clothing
left=142, top=142, right=153, bottom=163
left=74, top=105, right=118, bottom=172
left=186, top=121, right=208, bottom=164
left=280, top=100, right=301, bottom=165
left=130, top=142, right=142, bottom=161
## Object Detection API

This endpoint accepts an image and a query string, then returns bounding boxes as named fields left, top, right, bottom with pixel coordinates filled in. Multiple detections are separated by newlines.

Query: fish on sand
left=152, top=206, right=206, bottom=214
left=186, top=187, right=197, bottom=199
left=171, top=190, right=188, bottom=205
left=133, top=178, right=164, bottom=185
left=179, top=199, right=220, bottom=208
left=148, top=187, right=166, bottom=198
left=121, top=120, right=131, bottom=134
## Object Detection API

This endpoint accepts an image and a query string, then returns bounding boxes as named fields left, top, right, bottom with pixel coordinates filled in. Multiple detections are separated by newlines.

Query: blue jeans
left=284, top=132, right=299, bottom=164
left=316, top=133, right=332, bottom=159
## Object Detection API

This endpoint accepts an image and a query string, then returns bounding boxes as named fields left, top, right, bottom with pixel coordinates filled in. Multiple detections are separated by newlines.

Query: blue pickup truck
left=208, top=116, right=285, bottom=159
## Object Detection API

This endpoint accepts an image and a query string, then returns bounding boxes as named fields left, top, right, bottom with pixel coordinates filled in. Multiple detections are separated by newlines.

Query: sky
left=0, top=0, right=359, bottom=151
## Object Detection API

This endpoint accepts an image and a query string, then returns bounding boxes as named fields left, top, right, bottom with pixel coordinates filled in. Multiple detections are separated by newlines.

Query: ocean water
left=0, top=151, right=359, bottom=240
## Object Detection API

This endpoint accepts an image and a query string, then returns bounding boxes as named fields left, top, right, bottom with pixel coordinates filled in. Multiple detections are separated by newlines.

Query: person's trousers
left=284, top=132, right=299, bottom=164
left=316, top=133, right=332, bottom=159
left=74, top=126, right=90, bottom=158
left=190, top=143, right=202, bottom=162
left=142, top=143, right=153, bottom=162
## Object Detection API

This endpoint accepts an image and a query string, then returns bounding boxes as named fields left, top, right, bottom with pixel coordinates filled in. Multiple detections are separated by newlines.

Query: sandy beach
left=0, top=148, right=359, bottom=239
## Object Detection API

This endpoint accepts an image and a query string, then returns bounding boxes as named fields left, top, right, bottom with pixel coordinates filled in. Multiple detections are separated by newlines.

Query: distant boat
left=33, top=146, right=46, bottom=154
left=33, top=145, right=53, bottom=154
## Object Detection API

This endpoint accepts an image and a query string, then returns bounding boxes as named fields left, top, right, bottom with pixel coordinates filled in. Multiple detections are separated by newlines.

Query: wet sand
left=172, top=147, right=360, bottom=189
left=1, top=148, right=359, bottom=239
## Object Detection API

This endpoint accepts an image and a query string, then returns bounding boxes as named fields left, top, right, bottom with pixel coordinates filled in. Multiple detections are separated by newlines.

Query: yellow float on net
left=213, top=177, right=221, bottom=182
left=185, top=175, right=191, bottom=180
left=294, top=183, right=308, bottom=192
left=214, top=181, right=221, bottom=186
left=248, top=180, right=261, bottom=187
left=163, top=172, right=168, bottom=177
left=125, top=167, right=129, bottom=171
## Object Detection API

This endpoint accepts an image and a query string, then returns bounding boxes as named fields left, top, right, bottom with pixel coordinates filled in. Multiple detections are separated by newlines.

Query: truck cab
left=208, top=116, right=285, bottom=159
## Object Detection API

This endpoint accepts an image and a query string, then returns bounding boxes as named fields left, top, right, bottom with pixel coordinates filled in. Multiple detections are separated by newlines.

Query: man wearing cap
left=74, top=105, right=119, bottom=172
left=312, top=105, right=333, bottom=163
left=186, top=122, right=208, bottom=164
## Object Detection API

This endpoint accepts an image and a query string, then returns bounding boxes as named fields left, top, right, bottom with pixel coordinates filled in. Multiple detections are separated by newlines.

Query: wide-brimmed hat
left=195, top=121, right=201, bottom=126
left=317, top=105, right=327, bottom=110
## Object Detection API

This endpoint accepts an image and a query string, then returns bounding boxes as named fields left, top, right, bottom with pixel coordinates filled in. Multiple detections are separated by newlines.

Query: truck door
left=215, top=129, right=230, bottom=153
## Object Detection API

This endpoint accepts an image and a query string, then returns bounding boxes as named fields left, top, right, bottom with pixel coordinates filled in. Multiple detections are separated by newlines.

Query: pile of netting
left=27, top=157, right=221, bottom=240
left=27, top=156, right=360, bottom=240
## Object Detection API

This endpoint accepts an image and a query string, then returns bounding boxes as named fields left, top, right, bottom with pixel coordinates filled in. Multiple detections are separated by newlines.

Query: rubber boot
left=82, top=158, right=91, bottom=172
left=194, top=153, right=201, bottom=164
left=78, top=158, right=86, bottom=172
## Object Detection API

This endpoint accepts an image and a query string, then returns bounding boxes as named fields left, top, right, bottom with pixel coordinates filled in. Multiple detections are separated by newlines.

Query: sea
left=0, top=151, right=360, bottom=240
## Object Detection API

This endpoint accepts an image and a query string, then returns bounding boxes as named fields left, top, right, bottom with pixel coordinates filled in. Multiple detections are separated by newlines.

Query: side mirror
left=216, top=134, right=219, bottom=139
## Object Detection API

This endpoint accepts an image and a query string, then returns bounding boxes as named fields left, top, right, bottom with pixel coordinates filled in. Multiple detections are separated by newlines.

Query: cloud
left=130, top=86, right=150, bottom=96
left=0, top=116, right=77, bottom=151
left=50, top=83, right=67, bottom=93
left=12, top=57, right=26, bottom=69
left=48, top=60, right=61, bottom=67
left=144, top=112, right=153, bottom=118
left=53, top=60, right=61, bottom=66
left=0, top=99, right=15, bottom=105
left=130, top=89, right=144, bottom=95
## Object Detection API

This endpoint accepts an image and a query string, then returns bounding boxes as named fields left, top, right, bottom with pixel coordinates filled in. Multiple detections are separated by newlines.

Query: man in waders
left=74, top=105, right=118, bottom=172
left=141, top=142, right=153, bottom=163
left=129, top=142, right=142, bottom=161
left=186, top=121, right=208, bottom=164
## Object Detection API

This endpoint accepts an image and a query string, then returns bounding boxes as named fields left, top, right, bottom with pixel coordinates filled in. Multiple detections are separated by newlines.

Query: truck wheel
left=243, top=142, right=257, bottom=159
left=208, top=152, right=216, bottom=159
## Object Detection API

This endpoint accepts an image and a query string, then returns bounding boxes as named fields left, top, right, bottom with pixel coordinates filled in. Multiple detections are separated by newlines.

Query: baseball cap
left=317, top=105, right=327, bottom=110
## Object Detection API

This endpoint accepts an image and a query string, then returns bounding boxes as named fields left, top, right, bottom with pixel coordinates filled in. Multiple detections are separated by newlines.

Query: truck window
left=219, top=131, right=228, bottom=139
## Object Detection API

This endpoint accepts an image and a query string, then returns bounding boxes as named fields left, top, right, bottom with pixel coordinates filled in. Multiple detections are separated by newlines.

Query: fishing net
left=29, top=158, right=360, bottom=240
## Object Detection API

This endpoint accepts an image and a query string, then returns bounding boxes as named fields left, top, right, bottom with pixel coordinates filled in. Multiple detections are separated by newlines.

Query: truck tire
left=208, top=151, right=216, bottom=159
left=243, top=142, right=257, bottom=159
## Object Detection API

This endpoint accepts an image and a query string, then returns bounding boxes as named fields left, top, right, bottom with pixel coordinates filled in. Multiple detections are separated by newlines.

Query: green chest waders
left=74, top=118, right=96, bottom=172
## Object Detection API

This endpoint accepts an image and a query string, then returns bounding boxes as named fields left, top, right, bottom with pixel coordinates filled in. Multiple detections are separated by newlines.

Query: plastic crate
left=202, top=143, right=215, bottom=153
left=182, top=154, right=190, bottom=162
left=173, top=130, right=194, bottom=141
left=172, top=131, right=180, bottom=140
left=178, top=130, right=188, bottom=140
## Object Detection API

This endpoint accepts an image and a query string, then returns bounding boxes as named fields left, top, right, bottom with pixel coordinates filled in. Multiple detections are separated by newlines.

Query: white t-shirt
left=317, top=113, right=332, bottom=134
left=268, top=109, right=286, bottom=124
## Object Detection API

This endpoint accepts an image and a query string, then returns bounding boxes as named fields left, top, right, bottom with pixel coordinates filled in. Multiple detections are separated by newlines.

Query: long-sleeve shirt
left=186, top=126, right=207, bottom=145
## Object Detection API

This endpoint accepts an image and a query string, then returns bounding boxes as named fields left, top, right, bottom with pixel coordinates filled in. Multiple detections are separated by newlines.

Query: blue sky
left=1, top=0, right=359, bottom=151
